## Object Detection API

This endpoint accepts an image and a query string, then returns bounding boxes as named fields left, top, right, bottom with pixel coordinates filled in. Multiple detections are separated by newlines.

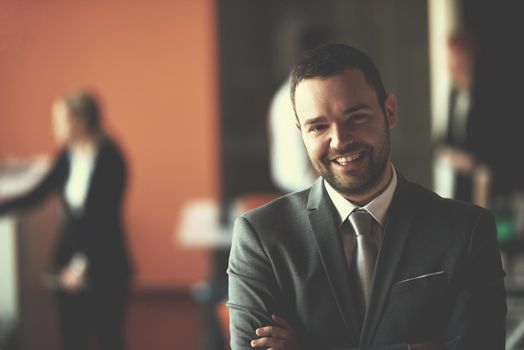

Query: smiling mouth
left=332, top=151, right=366, bottom=166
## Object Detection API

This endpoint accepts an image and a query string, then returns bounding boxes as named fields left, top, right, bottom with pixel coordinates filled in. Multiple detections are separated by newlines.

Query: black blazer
left=0, top=137, right=132, bottom=287
left=228, top=176, right=506, bottom=349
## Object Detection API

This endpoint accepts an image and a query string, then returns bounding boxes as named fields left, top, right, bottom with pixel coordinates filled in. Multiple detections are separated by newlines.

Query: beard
left=313, top=129, right=391, bottom=197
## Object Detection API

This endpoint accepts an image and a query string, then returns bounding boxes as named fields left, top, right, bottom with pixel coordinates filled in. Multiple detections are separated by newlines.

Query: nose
left=329, top=123, right=352, bottom=150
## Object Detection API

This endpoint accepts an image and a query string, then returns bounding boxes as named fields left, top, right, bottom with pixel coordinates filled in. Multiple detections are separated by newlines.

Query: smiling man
left=227, top=44, right=506, bottom=350
left=295, top=66, right=394, bottom=206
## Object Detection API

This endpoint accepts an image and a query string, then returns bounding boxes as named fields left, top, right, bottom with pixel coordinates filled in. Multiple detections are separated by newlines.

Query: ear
left=384, top=93, right=397, bottom=129
left=295, top=121, right=301, bottom=131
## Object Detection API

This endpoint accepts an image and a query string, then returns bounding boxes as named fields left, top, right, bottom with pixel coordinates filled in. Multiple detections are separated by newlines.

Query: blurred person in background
left=435, top=31, right=481, bottom=205
left=436, top=0, right=524, bottom=283
left=0, top=91, right=133, bottom=350
left=268, top=26, right=330, bottom=193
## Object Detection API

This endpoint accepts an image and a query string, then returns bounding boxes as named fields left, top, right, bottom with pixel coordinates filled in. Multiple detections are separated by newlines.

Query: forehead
left=294, top=68, right=378, bottom=122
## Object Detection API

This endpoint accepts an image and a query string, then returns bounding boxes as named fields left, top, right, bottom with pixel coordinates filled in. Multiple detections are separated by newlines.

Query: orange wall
left=0, top=1, right=218, bottom=289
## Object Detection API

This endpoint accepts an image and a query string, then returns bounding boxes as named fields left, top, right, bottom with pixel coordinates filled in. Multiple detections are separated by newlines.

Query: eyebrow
left=303, top=103, right=373, bottom=126
left=304, top=116, right=328, bottom=126
left=343, top=103, right=372, bottom=114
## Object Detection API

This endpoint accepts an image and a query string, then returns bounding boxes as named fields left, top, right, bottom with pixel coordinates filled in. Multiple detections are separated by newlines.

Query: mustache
left=326, top=143, right=372, bottom=160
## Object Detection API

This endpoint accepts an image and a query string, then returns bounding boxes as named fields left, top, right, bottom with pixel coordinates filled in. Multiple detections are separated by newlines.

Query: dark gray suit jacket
left=227, top=176, right=506, bottom=349
left=0, top=137, right=133, bottom=287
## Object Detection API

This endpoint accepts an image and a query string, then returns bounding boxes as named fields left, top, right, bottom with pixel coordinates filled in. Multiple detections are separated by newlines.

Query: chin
left=331, top=170, right=381, bottom=193
left=339, top=183, right=372, bottom=196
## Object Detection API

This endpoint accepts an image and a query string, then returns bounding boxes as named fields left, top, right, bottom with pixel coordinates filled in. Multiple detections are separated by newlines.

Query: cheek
left=303, top=136, right=328, bottom=159
left=360, top=123, right=386, bottom=143
left=53, top=122, right=65, bottom=138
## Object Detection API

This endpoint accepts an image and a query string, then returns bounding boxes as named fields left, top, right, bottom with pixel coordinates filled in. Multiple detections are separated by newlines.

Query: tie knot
left=348, top=209, right=373, bottom=236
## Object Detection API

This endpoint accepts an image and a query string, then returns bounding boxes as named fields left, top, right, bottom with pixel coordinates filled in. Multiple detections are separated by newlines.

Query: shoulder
left=236, top=189, right=310, bottom=232
left=98, top=136, right=126, bottom=163
left=401, top=179, right=493, bottom=229
left=408, top=179, right=487, bottom=211
left=94, top=137, right=127, bottom=183
left=99, top=136, right=122, bottom=155
left=244, top=188, right=309, bottom=217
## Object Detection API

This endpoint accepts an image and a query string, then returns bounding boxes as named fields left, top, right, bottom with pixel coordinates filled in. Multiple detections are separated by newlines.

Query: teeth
left=335, top=152, right=363, bottom=165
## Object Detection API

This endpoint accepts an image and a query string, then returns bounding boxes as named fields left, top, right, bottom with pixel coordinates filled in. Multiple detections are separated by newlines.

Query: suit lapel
left=360, top=176, right=417, bottom=345
left=306, top=179, right=361, bottom=344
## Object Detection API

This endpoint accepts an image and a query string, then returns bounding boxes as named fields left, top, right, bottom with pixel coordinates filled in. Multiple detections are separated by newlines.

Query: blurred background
left=0, top=0, right=523, bottom=349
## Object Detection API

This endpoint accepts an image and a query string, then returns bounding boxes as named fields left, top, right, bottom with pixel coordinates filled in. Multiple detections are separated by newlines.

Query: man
left=227, top=44, right=506, bottom=349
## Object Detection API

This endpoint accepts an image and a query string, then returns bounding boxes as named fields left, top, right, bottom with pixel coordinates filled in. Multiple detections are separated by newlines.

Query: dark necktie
left=348, top=208, right=377, bottom=309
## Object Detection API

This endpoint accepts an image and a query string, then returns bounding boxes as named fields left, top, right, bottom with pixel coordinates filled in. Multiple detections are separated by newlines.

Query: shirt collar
left=324, top=163, right=398, bottom=226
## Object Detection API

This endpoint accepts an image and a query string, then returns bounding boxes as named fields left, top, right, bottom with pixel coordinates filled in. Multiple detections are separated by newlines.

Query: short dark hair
left=290, top=43, right=387, bottom=119
left=63, top=91, right=102, bottom=132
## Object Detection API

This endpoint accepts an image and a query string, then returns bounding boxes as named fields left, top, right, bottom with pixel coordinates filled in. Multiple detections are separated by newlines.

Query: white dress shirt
left=65, top=145, right=97, bottom=213
left=324, top=164, right=398, bottom=258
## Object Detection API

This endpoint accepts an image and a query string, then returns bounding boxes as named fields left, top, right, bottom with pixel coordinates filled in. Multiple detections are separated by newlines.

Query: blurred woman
left=0, top=91, right=133, bottom=350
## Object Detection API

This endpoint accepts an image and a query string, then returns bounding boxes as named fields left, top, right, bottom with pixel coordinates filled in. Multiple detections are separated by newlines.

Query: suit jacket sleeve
left=0, top=150, right=67, bottom=215
left=228, top=216, right=284, bottom=350
left=444, top=210, right=506, bottom=349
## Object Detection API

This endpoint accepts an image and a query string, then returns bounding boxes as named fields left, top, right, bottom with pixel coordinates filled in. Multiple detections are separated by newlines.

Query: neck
left=342, top=161, right=393, bottom=206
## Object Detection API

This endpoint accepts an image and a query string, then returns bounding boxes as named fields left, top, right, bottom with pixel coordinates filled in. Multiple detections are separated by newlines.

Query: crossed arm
left=251, top=317, right=441, bottom=350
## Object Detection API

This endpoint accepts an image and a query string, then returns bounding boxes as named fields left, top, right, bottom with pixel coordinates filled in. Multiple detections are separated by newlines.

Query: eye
left=350, top=114, right=367, bottom=123
left=308, top=124, right=328, bottom=133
